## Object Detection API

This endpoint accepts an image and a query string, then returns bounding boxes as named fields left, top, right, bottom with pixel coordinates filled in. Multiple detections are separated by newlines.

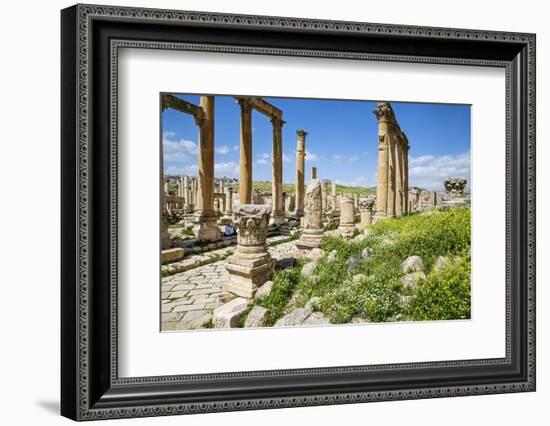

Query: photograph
left=160, top=94, right=472, bottom=331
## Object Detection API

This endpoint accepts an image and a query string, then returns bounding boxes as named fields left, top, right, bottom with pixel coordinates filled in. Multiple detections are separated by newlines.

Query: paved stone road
left=161, top=239, right=298, bottom=331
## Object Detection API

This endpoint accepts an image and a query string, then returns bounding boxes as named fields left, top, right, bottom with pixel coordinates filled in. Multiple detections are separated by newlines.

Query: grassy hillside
left=168, top=181, right=376, bottom=197
left=243, top=208, right=471, bottom=325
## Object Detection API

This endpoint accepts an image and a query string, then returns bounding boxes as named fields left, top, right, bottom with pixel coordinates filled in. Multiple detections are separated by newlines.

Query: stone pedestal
left=224, top=205, right=274, bottom=299
left=442, top=177, right=467, bottom=209
left=359, top=197, right=376, bottom=227
left=193, top=211, right=221, bottom=241
left=338, top=197, right=358, bottom=240
left=296, top=179, right=324, bottom=251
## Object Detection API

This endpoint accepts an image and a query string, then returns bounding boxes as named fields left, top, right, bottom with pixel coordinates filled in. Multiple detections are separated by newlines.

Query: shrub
left=409, top=256, right=471, bottom=321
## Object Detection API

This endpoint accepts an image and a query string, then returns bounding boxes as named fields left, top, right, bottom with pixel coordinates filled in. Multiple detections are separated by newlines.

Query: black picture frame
left=61, top=4, right=536, bottom=421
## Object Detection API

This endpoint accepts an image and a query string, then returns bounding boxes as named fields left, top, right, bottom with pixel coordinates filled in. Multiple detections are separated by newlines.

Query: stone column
left=238, top=98, right=253, bottom=204
left=295, top=130, right=307, bottom=218
left=338, top=197, right=358, bottom=239
left=331, top=182, right=337, bottom=211
left=296, top=179, right=324, bottom=251
left=311, top=166, right=317, bottom=180
left=321, top=180, right=328, bottom=213
left=271, top=116, right=285, bottom=225
left=404, top=142, right=410, bottom=214
left=359, top=197, right=376, bottom=227
left=394, top=136, right=403, bottom=216
left=224, top=187, right=233, bottom=215
left=163, top=179, right=169, bottom=196
left=193, top=96, right=221, bottom=241
left=224, top=205, right=274, bottom=299
left=374, top=102, right=393, bottom=220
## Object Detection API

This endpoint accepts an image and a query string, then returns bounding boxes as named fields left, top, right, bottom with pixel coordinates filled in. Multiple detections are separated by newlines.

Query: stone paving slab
left=161, top=239, right=298, bottom=331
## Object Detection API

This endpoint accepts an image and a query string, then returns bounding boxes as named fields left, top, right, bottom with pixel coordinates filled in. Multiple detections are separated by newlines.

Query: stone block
left=213, top=297, right=250, bottom=328
left=244, top=306, right=269, bottom=328
left=161, top=248, right=185, bottom=264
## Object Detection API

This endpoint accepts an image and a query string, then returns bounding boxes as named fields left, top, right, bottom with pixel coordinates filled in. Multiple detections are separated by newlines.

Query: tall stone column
left=193, top=96, right=221, bottom=241
left=311, top=166, right=317, bottom=180
left=331, top=182, right=337, bottom=211
left=404, top=142, right=410, bottom=214
left=338, top=197, right=358, bottom=239
left=238, top=98, right=253, bottom=205
left=295, top=130, right=307, bottom=218
left=271, top=116, right=285, bottom=224
left=394, top=137, right=403, bottom=216
left=387, top=133, right=396, bottom=217
left=321, top=180, right=328, bottom=213
left=224, top=205, right=274, bottom=298
left=374, top=103, right=391, bottom=219
left=296, top=179, right=324, bottom=252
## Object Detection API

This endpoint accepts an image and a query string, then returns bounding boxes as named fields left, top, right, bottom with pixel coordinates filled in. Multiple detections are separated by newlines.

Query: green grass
left=240, top=208, right=471, bottom=326
left=229, top=181, right=375, bottom=197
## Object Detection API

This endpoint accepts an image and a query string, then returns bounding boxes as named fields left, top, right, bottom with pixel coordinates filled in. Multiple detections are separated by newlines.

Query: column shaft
left=239, top=99, right=253, bottom=204
left=271, top=117, right=284, bottom=223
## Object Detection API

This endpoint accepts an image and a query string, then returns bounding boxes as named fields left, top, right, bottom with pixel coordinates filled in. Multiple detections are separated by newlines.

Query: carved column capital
left=237, top=97, right=253, bottom=114
left=296, top=129, right=308, bottom=140
left=373, top=102, right=396, bottom=123
left=271, top=115, right=285, bottom=128
left=233, top=205, right=272, bottom=247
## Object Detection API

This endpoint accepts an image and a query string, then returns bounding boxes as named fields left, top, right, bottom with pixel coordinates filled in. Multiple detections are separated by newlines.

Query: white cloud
left=256, top=158, right=269, bottom=165
left=408, top=151, right=470, bottom=190
left=348, top=156, right=359, bottom=162
left=215, top=145, right=231, bottom=154
left=215, top=162, right=240, bottom=178
left=306, top=150, right=319, bottom=161
left=283, top=153, right=291, bottom=163
left=336, top=175, right=374, bottom=188
left=332, top=154, right=344, bottom=161
left=163, top=136, right=198, bottom=162
left=233, top=145, right=239, bottom=151
left=260, top=152, right=271, bottom=159
left=165, top=164, right=198, bottom=176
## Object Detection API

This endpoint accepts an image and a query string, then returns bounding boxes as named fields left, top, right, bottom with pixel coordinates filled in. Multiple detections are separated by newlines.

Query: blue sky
left=162, top=95, right=471, bottom=191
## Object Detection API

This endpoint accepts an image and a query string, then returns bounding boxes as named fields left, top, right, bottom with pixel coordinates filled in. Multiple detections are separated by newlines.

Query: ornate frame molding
left=61, top=4, right=535, bottom=421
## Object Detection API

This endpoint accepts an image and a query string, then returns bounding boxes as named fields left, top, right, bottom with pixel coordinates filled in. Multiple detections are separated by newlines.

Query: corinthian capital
left=373, top=102, right=396, bottom=123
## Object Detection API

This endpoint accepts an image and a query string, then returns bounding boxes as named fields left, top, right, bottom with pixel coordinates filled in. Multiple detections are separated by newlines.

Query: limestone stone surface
left=401, top=255, right=424, bottom=273
left=213, top=297, right=250, bottom=328
left=254, top=280, right=274, bottom=300
left=303, top=312, right=330, bottom=326
left=326, top=250, right=337, bottom=263
left=161, top=248, right=185, bottom=264
left=301, top=260, right=318, bottom=279
left=359, top=196, right=376, bottom=226
left=338, top=197, right=358, bottom=239
left=244, top=306, right=269, bottom=328
left=274, top=307, right=313, bottom=327
left=296, top=179, right=325, bottom=251
left=224, top=205, right=274, bottom=298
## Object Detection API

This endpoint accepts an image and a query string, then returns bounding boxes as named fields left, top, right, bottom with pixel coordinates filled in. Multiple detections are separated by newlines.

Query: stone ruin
left=442, top=177, right=468, bottom=209
left=338, top=197, right=358, bottom=239
left=223, top=205, right=274, bottom=299
left=359, top=196, right=376, bottom=226
left=296, top=179, right=325, bottom=252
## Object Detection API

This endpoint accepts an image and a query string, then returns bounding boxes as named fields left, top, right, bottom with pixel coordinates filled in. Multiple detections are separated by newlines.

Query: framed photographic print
left=61, top=4, right=536, bottom=421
